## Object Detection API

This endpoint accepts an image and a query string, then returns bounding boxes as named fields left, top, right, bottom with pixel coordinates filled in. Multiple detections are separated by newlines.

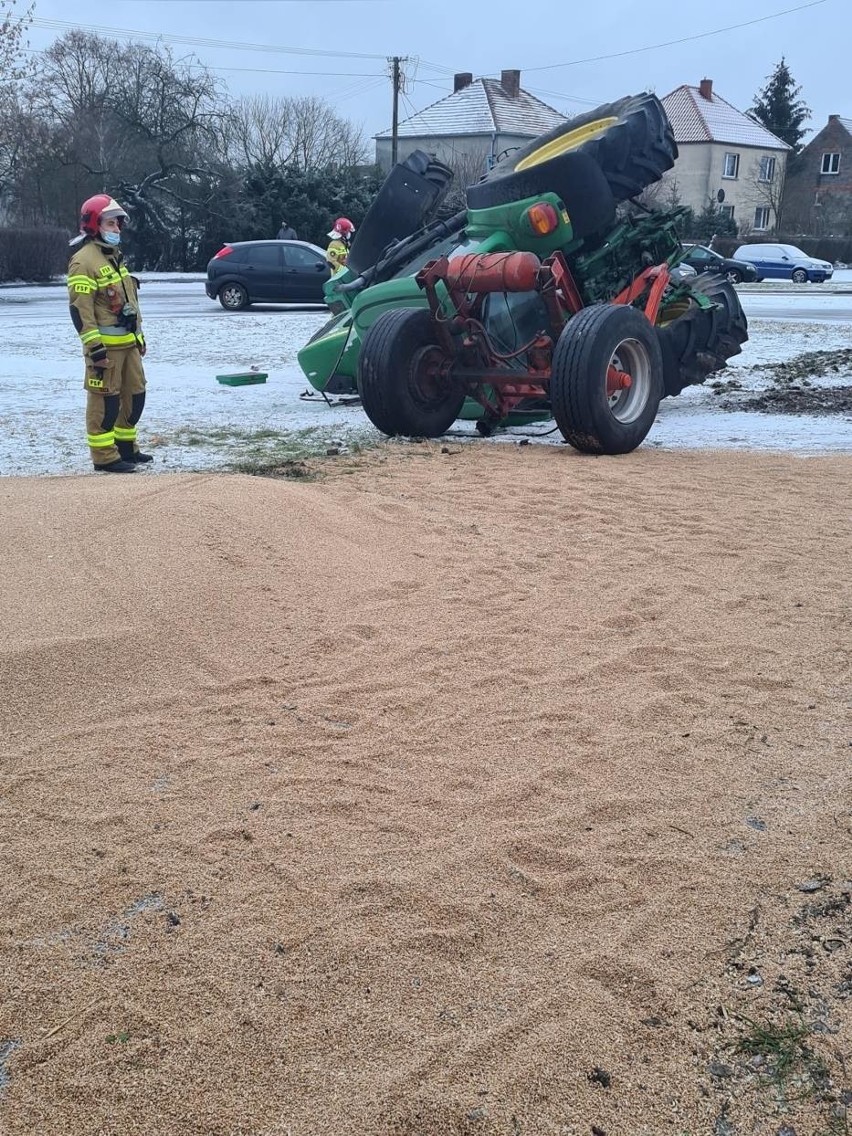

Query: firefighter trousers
left=84, top=346, right=147, bottom=466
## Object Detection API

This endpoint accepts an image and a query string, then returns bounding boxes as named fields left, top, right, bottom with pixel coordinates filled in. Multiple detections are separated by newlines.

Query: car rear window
left=245, top=245, right=281, bottom=267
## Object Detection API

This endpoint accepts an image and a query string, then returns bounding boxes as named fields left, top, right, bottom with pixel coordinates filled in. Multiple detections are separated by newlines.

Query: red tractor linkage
left=415, top=249, right=671, bottom=426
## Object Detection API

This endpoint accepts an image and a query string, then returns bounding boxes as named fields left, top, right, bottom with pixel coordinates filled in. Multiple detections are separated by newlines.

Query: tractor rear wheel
left=358, top=307, right=465, bottom=438
left=469, top=92, right=676, bottom=212
left=550, top=304, right=663, bottom=454
left=656, top=274, right=748, bottom=397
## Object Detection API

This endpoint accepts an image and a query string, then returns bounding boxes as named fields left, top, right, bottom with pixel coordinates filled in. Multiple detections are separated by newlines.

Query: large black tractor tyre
left=358, top=307, right=465, bottom=438
left=347, top=151, right=454, bottom=276
left=550, top=303, right=664, bottom=455
left=467, top=151, right=616, bottom=240
left=657, top=274, right=748, bottom=397
left=468, top=93, right=676, bottom=219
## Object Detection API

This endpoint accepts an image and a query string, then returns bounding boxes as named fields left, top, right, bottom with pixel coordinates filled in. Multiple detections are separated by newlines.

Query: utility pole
left=389, top=55, right=407, bottom=166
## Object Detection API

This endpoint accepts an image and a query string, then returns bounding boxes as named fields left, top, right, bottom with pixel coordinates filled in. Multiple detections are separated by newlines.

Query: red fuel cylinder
left=442, top=251, right=541, bottom=293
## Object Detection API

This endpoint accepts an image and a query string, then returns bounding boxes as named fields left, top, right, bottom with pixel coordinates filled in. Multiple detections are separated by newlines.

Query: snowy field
left=0, top=271, right=850, bottom=476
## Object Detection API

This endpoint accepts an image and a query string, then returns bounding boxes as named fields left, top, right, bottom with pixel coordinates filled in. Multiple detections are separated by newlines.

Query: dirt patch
left=711, top=347, right=852, bottom=416
left=724, top=386, right=852, bottom=415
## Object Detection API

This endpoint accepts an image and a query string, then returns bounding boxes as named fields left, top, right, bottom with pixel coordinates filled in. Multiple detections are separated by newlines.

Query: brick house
left=659, top=79, right=791, bottom=234
left=781, top=115, right=852, bottom=235
left=373, top=70, right=566, bottom=177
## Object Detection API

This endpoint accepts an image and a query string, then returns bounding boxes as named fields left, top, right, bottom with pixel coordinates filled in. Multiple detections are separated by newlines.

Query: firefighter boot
left=95, top=458, right=137, bottom=473
left=117, top=440, right=154, bottom=464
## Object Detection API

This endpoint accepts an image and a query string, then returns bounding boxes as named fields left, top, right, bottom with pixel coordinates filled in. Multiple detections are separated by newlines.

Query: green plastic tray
left=216, top=372, right=268, bottom=386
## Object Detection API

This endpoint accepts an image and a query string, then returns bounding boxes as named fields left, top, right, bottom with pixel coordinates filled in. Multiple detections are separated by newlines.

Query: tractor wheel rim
left=607, top=338, right=652, bottom=424
left=410, top=345, right=451, bottom=407
left=515, top=117, right=617, bottom=171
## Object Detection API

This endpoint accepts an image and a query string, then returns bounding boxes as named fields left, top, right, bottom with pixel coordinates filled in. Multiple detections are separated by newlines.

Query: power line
left=22, top=46, right=382, bottom=78
left=519, top=0, right=830, bottom=73
left=24, top=16, right=394, bottom=61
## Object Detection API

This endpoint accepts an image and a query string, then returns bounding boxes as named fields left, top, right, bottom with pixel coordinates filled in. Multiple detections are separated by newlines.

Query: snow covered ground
left=0, top=271, right=850, bottom=476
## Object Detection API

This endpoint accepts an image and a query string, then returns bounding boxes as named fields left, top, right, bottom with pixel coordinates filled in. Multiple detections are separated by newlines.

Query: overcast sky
left=22, top=0, right=847, bottom=149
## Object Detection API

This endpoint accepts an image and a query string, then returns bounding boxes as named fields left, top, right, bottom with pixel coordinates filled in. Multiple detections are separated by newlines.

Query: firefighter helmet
left=332, top=217, right=355, bottom=236
left=79, top=194, right=129, bottom=237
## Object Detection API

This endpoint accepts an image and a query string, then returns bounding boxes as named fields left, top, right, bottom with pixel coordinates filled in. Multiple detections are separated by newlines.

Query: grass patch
left=733, top=1012, right=832, bottom=1104
left=226, top=428, right=379, bottom=477
left=173, top=426, right=283, bottom=448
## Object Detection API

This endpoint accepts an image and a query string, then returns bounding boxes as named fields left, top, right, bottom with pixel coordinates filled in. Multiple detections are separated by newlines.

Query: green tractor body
left=297, top=93, right=748, bottom=452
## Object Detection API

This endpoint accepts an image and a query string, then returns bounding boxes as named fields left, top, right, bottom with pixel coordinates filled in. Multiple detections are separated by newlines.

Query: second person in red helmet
left=325, top=217, right=355, bottom=272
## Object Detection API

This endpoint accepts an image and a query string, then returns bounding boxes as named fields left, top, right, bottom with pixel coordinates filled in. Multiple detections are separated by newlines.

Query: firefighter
left=67, top=194, right=151, bottom=473
left=325, top=217, right=355, bottom=272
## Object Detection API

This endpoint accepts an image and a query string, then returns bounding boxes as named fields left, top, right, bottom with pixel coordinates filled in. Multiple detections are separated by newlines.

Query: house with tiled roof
left=782, top=115, right=852, bottom=234
left=660, top=79, right=791, bottom=234
left=374, top=70, right=567, bottom=177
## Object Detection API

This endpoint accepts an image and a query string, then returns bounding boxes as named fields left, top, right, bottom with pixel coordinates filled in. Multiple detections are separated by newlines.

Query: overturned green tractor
left=297, top=93, right=747, bottom=454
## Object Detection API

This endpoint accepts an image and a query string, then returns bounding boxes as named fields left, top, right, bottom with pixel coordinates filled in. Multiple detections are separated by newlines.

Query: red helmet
left=79, top=194, right=129, bottom=237
left=333, top=217, right=355, bottom=235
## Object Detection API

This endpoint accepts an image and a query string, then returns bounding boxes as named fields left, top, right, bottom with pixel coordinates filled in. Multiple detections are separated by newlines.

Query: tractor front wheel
left=358, top=307, right=465, bottom=438
left=550, top=304, right=663, bottom=454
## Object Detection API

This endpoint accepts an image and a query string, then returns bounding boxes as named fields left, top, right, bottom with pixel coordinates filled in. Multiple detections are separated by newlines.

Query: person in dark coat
left=276, top=221, right=297, bottom=240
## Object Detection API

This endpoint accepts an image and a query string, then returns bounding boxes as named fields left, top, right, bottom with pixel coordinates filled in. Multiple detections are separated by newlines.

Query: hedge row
left=0, top=228, right=71, bottom=283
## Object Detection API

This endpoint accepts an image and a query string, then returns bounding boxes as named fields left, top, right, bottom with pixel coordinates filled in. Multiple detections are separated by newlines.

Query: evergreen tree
left=749, top=57, right=810, bottom=153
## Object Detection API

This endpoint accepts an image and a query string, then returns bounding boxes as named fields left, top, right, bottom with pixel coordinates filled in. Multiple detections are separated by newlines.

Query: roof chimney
left=699, top=78, right=713, bottom=101
left=454, top=72, right=473, bottom=92
left=501, top=69, right=521, bottom=98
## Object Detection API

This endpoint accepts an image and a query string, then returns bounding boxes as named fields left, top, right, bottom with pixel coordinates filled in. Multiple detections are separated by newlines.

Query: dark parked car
left=205, top=240, right=330, bottom=310
left=681, top=243, right=761, bottom=284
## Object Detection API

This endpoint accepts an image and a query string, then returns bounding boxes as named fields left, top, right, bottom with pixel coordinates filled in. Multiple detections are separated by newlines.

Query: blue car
left=733, top=243, right=834, bottom=283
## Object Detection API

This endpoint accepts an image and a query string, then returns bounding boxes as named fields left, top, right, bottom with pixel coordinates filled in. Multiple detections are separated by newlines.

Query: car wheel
left=726, top=269, right=742, bottom=284
left=218, top=282, right=250, bottom=310
left=791, top=268, right=808, bottom=284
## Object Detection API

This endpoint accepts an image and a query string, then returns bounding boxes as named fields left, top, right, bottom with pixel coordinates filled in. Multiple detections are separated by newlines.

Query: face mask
left=100, top=230, right=121, bottom=246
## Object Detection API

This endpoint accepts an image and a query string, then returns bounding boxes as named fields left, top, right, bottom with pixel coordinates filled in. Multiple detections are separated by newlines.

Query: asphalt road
left=1, top=276, right=850, bottom=324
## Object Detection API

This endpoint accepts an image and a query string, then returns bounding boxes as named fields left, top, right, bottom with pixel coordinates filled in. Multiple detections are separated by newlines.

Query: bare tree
left=636, top=172, right=683, bottom=211
left=223, top=93, right=367, bottom=172
left=745, top=155, right=785, bottom=233
left=225, top=95, right=294, bottom=167
left=0, top=0, right=34, bottom=190
left=0, top=0, right=32, bottom=88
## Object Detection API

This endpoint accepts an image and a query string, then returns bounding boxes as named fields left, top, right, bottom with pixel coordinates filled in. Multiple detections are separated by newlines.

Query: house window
left=720, top=204, right=735, bottom=220
left=821, top=152, right=840, bottom=175
left=758, top=156, right=776, bottom=182
left=722, top=152, right=740, bottom=179
left=753, top=206, right=771, bottom=231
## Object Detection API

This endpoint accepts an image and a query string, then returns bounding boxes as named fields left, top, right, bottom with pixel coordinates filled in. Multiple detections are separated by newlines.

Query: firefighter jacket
left=326, top=238, right=348, bottom=272
left=67, top=239, right=144, bottom=364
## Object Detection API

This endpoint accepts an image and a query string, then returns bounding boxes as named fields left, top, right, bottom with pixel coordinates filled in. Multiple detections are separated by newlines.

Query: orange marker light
left=525, top=202, right=560, bottom=235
